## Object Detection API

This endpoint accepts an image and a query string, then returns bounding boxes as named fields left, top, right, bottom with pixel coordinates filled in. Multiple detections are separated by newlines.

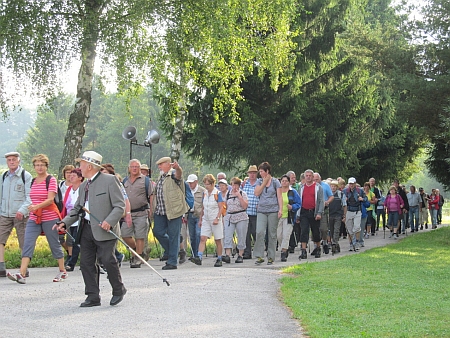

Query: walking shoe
left=389, top=232, right=393, bottom=238
left=242, top=254, right=252, bottom=259
left=162, top=264, right=177, bottom=270
left=214, top=259, right=222, bottom=267
left=365, top=234, right=369, bottom=239
left=222, top=255, right=231, bottom=264
left=235, top=256, right=243, bottom=263
left=411, top=229, right=415, bottom=233
left=267, top=258, right=274, bottom=265
left=255, top=257, right=265, bottom=265
left=0, top=270, right=6, bottom=277
left=7, top=272, right=26, bottom=284
left=130, top=256, right=142, bottom=268
left=190, top=257, right=202, bottom=265
left=336, top=244, right=341, bottom=253
left=280, top=252, right=287, bottom=262
left=354, top=244, right=360, bottom=251
left=349, top=246, right=354, bottom=251
left=415, top=228, right=419, bottom=232
left=299, top=250, right=307, bottom=260
left=323, top=244, right=329, bottom=255
left=179, top=249, right=187, bottom=264
left=425, top=224, right=428, bottom=229
left=314, top=247, right=321, bottom=258
left=288, top=246, right=295, bottom=253
left=53, top=271, right=68, bottom=282
left=331, top=244, right=336, bottom=254
left=160, top=254, right=168, bottom=261
left=65, top=265, right=75, bottom=272
left=394, top=233, right=399, bottom=239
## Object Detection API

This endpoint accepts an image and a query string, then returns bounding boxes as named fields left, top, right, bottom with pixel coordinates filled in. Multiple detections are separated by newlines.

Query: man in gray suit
left=55, top=151, right=126, bottom=307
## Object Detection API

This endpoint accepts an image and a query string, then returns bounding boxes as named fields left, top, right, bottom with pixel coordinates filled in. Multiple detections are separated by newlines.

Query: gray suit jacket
left=62, top=172, right=125, bottom=241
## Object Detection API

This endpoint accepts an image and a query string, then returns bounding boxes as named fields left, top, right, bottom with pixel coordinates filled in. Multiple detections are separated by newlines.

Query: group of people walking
left=0, top=150, right=445, bottom=308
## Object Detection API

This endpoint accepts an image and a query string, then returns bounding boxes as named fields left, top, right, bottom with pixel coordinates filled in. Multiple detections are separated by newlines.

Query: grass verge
left=280, top=227, right=450, bottom=338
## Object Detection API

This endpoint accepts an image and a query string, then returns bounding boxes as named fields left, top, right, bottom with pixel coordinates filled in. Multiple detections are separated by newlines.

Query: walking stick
left=82, top=207, right=170, bottom=286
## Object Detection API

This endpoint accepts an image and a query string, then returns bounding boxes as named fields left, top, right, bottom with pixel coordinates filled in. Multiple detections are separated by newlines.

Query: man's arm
left=17, top=171, right=32, bottom=217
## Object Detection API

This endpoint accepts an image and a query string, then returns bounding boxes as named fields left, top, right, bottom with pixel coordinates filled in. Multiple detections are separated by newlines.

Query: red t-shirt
left=29, top=176, right=59, bottom=222
left=302, top=183, right=316, bottom=210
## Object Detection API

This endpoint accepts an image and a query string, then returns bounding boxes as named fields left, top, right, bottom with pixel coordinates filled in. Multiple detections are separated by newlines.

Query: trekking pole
left=82, top=207, right=170, bottom=286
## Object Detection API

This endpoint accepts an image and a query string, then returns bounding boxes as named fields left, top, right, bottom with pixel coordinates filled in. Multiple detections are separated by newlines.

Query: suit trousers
left=80, top=221, right=125, bottom=301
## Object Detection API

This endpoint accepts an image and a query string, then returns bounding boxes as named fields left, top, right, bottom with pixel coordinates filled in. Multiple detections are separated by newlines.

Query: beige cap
left=5, top=151, right=20, bottom=158
left=156, top=157, right=171, bottom=165
left=247, top=165, right=258, bottom=173
left=140, top=164, right=149, bottom=170
left=75, top=151, right=103, bottom=167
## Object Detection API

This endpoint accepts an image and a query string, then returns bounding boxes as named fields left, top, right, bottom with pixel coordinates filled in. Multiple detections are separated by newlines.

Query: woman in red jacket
left=428, top=189, right=439, bottom=229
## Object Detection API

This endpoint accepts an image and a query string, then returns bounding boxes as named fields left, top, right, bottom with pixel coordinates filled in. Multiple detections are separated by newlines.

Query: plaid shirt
left=243, top=180, right=259, bottom=216
left=155, top=173, right=168, bottom=215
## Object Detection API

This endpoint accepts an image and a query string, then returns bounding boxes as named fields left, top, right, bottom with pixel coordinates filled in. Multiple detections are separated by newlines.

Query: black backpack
left=2, top=169, right=26, bottom=184
left=31, top=175, right=64, bottom=212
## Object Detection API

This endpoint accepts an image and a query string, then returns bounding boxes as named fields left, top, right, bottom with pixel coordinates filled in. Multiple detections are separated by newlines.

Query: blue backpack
left=184, top=181, right=194, bottom=209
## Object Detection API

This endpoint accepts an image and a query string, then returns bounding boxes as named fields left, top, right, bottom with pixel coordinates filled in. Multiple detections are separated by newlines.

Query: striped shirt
left=155, top=173, right=168, bottom=215
left=29, top=176, right=59, bottom=222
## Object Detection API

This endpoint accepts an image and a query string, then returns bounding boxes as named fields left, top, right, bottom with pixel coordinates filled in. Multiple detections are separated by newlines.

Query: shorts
left=201, top=218, right=223, bottom=240
left=0, top=215, right=27, bottom=247
left=121, top=215, right=149, bottom=239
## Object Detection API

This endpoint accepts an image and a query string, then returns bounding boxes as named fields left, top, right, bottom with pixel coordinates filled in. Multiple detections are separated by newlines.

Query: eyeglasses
left=33, top=164, right=46, bottom=167
left=129, top=166, right=140, bottom=169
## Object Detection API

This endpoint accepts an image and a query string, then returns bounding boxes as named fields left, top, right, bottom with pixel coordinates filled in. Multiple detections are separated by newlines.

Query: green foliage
left=281, top=227, right=450, bottom=338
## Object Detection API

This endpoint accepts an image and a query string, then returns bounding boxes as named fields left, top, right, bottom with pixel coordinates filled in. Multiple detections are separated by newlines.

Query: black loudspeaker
left=122, top=126, right=137, bottom=141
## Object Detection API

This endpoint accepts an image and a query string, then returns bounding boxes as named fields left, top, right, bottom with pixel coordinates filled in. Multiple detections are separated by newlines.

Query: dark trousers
left=80, top=222, right=125, bottom=301
left=299, top=208, right=320, bottom=243
left=244, top=215, right=257, bottom=257
left=67, top=226, right=80, bottom=268
left=376, top=209, right=386, bottom=229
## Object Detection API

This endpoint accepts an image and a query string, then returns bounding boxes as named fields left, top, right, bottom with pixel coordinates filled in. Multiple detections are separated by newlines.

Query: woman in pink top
left=428, top=189, right=439, bottom=229
left=7, top=154, right=67, bottom=284
left=384, top=186, right=404, bottom=239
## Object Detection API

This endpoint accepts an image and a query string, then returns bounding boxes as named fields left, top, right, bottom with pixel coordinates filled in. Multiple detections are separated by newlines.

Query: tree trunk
left=58, top=3, right=101, bottom=177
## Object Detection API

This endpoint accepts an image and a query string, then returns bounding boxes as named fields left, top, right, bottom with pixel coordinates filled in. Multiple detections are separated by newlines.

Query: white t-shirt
left=66, top=187, right=80, bottom=227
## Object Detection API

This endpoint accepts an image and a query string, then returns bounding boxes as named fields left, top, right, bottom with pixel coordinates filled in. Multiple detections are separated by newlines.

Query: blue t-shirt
left=320, top=181, right=333, bottom=200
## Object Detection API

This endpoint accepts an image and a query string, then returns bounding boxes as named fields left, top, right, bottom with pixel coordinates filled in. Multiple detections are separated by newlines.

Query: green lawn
left=281, top=227, right=450, bottom=338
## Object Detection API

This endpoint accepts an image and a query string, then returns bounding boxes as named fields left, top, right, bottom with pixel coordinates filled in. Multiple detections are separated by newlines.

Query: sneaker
left=53, top=271, right=68, bottom=282
left=425, top=224, right=428, bottom=229
left=190, top=257, right=202, bottom=266
left=349, top=246, right=353, bottom=251
left=389, top=233, right=393, bottom=238
left=222, top=255, right=231, bottom=264
left=360, top=243, right=365, bottom=247
left=267, top=258, right=274, bottom=265
left=25, top=269, right=29, bottom=278
left=214, top=259, right=222, bottom=267
left=281, top=251, right=287, bottom=262
left=179, top=249, right=187, bottom=264
left=0, top=270, right=6, bottom=277
left=336, top=244, right=341, bottom=253
left=331, top=244, right=337, bottom=254
left=354, top=244, right=360, bottom=251
left=235, top=256, right=243, bottom=263
left=7, top=272, right=26, bottom=284
left=299, top=250, right=307, bottom=260
left=323, top=244, right=329, bottom=255
left=365, top=234, right=369, bottom=239
left=255, top=257, right=265, bottom=265
left=130, top=256, right=142, bottom=268
left=314, top=247, right=321, bottom=258
left=394, top=233, right=399, bottom=239
left=65, top=265, right=75, bottom=272
left=420, top=225, right=424, bottom=230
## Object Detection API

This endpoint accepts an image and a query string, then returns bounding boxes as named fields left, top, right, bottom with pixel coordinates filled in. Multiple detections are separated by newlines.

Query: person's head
left=5, top=152, right=21, bottom=172
left=156, top=157, right=172, bottom=174
left=128, top=159, right=141, bottom=177
left=338, top=178, right=346, bottom=190
left=286, top=171, right=296, bottom=185
left=258, top=162, right=272, bottom=178
left=369, top=177, right=376, bottom=187
left=217, top=172, right=227, bottom=181
left=247, top=165, right=258, bottom=180
left=203, top=174, right=216, bottom=192
left=431, top=188, right=436, bottom=195
left=231, top=177, right=242, bottom=190
left=364, top=182, right=370, bottom=191
left=410, top=185, right=416, bottom=194
left=436, top=189, right=440, bottom=195
left=62, top=165, right=75, bottom=180
left=280, top=174, right=290, bottom=187
left=101, top=163, right=115, bottom=175
left=218, top=178, right=228, bottom=192
left=304, top=169, right=314, bottom=184
left=389, top=185, right=397, bottom=194
left=186, top=174, right=199, bottom=190
left=313, top=172, right=322, bottom=183
left=140, top=164, right=149, bottom=176
left=76, top=151, right=102, bottom=178
left=393, top=179, right=400, bottom=188
left=299, top=173, right=305, bottom=185
left=419, top=187, right=424, bottom=194
left=32, top=154, right=50, bottom=174
left=348, top=177, right=356, bottom=189
left=70, top=168, right=84, bottom=184
left=330, top=180, right=339, bottom=193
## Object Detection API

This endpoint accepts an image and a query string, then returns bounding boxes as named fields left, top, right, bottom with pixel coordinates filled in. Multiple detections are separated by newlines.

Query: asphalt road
left=1, top=224, right=439, bottom=338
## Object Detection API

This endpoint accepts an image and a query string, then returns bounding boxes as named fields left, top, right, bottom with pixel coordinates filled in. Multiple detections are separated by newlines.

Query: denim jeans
left=359, top=217, right=367, bottom=245
left=409, top=206, right=419, bottom=230
left=153, top=214, right=182, bottom=266
left=431, top=209, right=438, bottom=226
left=187, top=213, right=200, bottom=257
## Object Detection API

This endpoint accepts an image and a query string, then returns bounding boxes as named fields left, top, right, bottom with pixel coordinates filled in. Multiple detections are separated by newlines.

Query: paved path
left=1, top=225, right=440, bottom=338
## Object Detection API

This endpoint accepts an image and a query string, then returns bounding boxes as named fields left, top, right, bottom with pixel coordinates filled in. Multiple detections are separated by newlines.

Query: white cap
left=218, top=179, right=228, bottom=185
left=186, top=174, right=198, bottom=183
left=348, top=177, right=356, bottom=184
left=5, top=151, right=20, bottom=158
